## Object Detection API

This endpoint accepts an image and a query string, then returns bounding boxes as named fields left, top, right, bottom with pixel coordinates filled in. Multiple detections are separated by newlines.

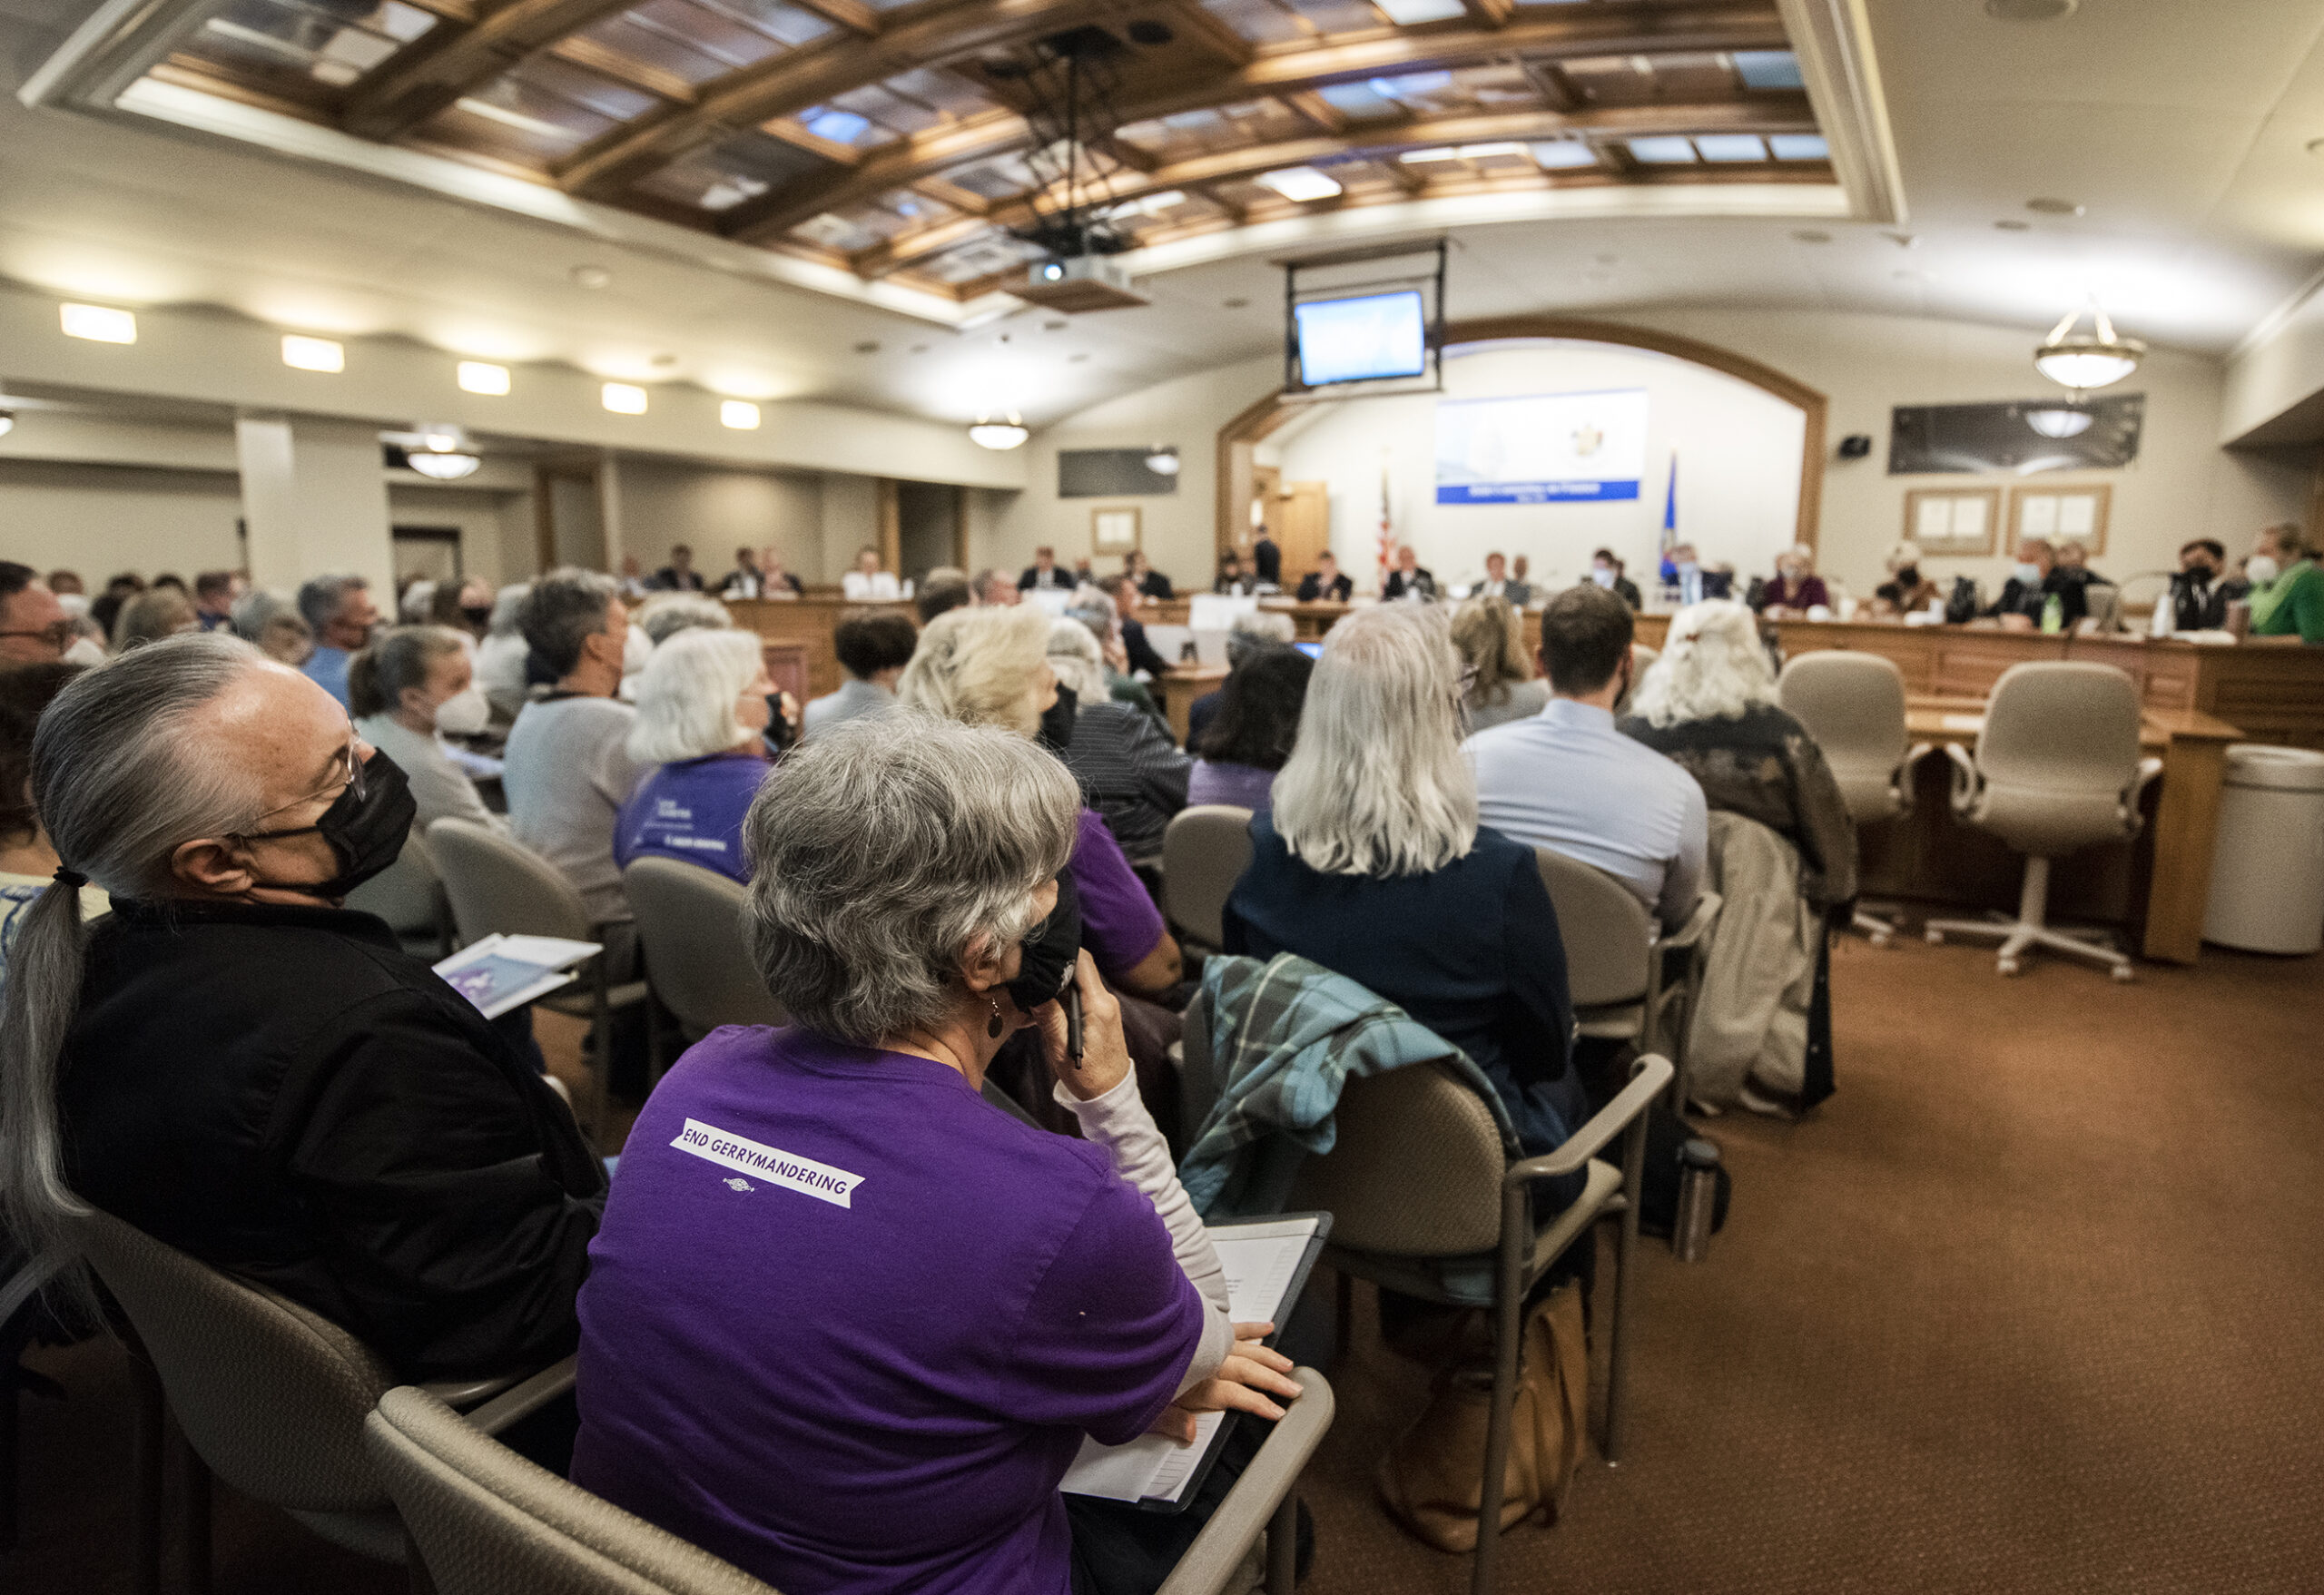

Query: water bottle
left=2040, top=591, right=2065, bottom=634
left=1673, top=1138, right=1721, bottom=1262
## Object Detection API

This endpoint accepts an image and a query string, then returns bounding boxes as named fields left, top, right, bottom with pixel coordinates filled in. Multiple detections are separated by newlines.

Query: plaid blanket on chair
left=1177, top=952, right=1521, bottom=1217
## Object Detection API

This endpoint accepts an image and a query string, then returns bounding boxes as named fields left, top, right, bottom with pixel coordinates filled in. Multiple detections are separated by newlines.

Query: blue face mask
left=2014, top=562, right=2043, bottom=586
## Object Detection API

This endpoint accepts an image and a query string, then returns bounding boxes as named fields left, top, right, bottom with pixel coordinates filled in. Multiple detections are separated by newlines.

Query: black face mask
left=1036, top=682, right=1078, bottom=757
left=1895, top=566, right=1920, bottom=587
left=461, top=604, right=493, bottom=627
left=245, top=749, right=416, bottom=900
left=1004, top=871, right=1082, bottom=1016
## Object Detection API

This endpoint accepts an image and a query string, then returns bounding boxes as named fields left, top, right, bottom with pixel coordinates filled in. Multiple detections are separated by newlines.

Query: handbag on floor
left=1374, top=1281, right=1590, bottom=1551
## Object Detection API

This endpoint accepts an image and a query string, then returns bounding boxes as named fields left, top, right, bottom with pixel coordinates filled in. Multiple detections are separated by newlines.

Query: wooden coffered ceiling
left=59, top=0, right=1853, bottom=307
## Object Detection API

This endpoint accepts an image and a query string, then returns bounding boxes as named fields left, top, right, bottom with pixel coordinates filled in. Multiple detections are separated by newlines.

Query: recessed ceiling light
left=281, top=334, right=344, bottom=372
left=1223, top=298, right=1249, bottom=309
left=650, top=352, right=679, bottom=369
left=457, top=360, right=510, bottom=395
left=911, top=343, right=930, bottom=353
left=2307, top=138, right=2324, bottom=156
left=570, top=265, right=612, bottom=289
left=1994, top=219, right=2032, bottom=231
left=602, top=381, right=648, bottom=414
left=721, top=399, right=762, bottom=430
left=2026, top=197, right=2084, bottom=215
left=1984, top=0, right=2075, bottom=18
left=1594, top=253, right=1618, bottom=264
left=61, top=302, right=136, bottom=344
left=1791, top=229, right=1832, bottom=243
left=853, top=340, right=881, bottom=354
left=1069, top=353, right=1089, bottom=362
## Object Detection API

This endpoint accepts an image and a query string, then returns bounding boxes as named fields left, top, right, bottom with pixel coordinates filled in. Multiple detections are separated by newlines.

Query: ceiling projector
left=1015, top=255, right=1147, bottom=312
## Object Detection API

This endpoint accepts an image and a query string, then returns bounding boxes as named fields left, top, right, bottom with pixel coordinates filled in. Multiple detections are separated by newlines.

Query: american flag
left=1376, top=452, right=1394, bottom=587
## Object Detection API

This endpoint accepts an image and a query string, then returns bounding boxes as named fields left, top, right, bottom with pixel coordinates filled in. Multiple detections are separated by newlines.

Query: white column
left=234, top=415, right=393, bottom=597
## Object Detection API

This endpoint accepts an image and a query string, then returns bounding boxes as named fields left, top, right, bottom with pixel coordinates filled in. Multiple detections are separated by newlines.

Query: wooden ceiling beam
left=562, top=0, right=1778, bottom=214
left=341, top=0, right=649, bottom=140
left=1282, top=88, right=1347, bottom=133
left=1460, top=0, right=1512, bottom=28
left=546, top=35, right=697, bottom=104
left=789, top=0, right=882, bottom=35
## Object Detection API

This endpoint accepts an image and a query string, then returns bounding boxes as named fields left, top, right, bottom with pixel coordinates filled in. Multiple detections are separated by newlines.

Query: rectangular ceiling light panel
left=61, top=303, right=136, bottom=343
left=1255, top=166, right=1344, bottom=202
left=1626, top=135, right=1697, bottom=164
left=602, top=381, right=649, bottom=413
left=1693, top=133, right=1767, bottom=162
left=1372, top=0, right=1465, bottom=22
left=458, top=360, right=512, bottom=394
left=281, top=334, right=345, bottom=371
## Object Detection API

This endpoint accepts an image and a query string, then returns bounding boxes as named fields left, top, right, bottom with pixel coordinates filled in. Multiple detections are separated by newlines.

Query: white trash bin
left=2202, top=743, right=2324, bottom=954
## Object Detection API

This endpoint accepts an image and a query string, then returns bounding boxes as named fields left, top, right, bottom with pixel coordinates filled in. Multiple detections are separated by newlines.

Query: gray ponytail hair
left=0, top=633, right=268, bottom=1277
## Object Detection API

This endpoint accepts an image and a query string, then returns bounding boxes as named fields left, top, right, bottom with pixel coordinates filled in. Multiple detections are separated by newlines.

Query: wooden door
left=1272, top=482, right=1330, bottom=585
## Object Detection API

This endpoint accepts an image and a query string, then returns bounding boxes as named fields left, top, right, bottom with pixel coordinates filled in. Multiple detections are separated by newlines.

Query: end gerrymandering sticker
left=671, top=1118, right=865, bottom=1209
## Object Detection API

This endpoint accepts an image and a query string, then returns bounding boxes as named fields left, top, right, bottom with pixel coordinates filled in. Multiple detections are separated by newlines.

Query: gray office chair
left=427, top=817, right=653, bottom=1133
left=348, top=826, right=456, bottom=959
left=367, top=1367, right=1334, bottom=1595
left=66, top=1208, right=553, bottom=1590
left=1924, top=662, right=2161, bottom=980
left=1162, top=805, right=1255, bottom=951
left=1777, top=651, right=1932, bottom=946
left=624, top=857, right=785, bottom=1046
left=2082, top=582, right=2122, bottom=633
left=1532, top=847, right=1717, bottom=1107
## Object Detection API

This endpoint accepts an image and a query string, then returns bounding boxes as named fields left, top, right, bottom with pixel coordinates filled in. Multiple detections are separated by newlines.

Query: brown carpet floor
left=10, top=938, right=2323, bottom=1592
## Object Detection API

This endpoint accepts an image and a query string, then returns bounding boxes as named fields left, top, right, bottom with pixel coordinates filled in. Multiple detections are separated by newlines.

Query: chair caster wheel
left=1925, top=929, right=1945, bottom=945
left=2112, top=965, right=2135, bottom=983
left=1996, top=957, right=2021, bottom=976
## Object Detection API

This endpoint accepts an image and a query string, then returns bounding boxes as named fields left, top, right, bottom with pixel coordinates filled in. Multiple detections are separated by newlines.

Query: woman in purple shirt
left=614, top=628, right=779, bottom=884
left=571, top=716, right=1301, bottom=1595
left=1187, top=641, right=1313, bottom=817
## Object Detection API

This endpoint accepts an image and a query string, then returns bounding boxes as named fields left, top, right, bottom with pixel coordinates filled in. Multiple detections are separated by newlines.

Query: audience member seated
left=1620, top=601, right=1856, bottom=913
left=1187, top=612, right=1295, bottom=748
left=918, top=566, right=972, bottom=622
left=192, top=570, right=241, bottom=631
left=1758, top=545, right=1832, bottom=614
left=650, top=544, right=705, bottom=593
left=1019, top=545, right=1072, bottom=591
left=634, top=592, right=731, bottom=648
left=1251, top=528, right=1281, bottom=587
left=898, top=606, right=1182, bottom=1003
left=1467, top=584, right=1708, bottom=930
left=1215, top=550, right=1256, bottom=595
left=806, top=610, right=916, bottom=737
left=0, top=564, right=74, bottom=665
left=2165, top=538, right=2246, bottom=632
left=2056, top=539, right=2110, bottom=586
left=715, top=546, right=789, bottom=600
left=398, top=579, right=438, bottom=626
left=1383, top=545, right=1436, bottom=602
left=1452, top=595, right=1550, bottom=734
left=1096, top=575, right=1174, bottom=678
left=473, top=583, right=534, bottom=722
left=1665, top=543, right=1733, bottom=605
left=230, top=588, right=314, bottom=668
left=614, top=629, right=775, bottom=886
left=1187, top=643, right=1312, bottom=814
left=1472, top=551, right=1531, bottom=606
left=44, top=569, right=84, bottom=598
left=0, top=662, right=106, bottom=1000
left=1, top=634, right=604, bottom=1379
left=1125, top=549, right=1174, bottom=601
left=975, top=568, right=1020, bottom=606
left=842, top=546, right=903, bottom=601
left=503, top=569, right=649, bottom=930
left=1872, top=541, right=1941, bottom=616
left=1985, top=537, right=2088, bottom=629
left=1048, top=620, right=1191, bottom=863
left=295, top=574, right=380, bottom=709
left=110, top=587, right=199, bottom=653
left=2246, top=521, right=2324, bottom=642
left=89, top=574, right=143, bottom=642
left=350, top=626, right=502, bottom=835
left=1296, top=550, right=1354, bottom=603
left=570, top=714, right=1295, bottom=1595
left=426, top=576, right=496, bottom=638
left=759, top=549, right=805, bottom=599
left=1221, top=605, right=1581, bottom=1157
left=1587, top=548, right=1644, bottom=611
left=1065, top=600, right=1167, bottom=726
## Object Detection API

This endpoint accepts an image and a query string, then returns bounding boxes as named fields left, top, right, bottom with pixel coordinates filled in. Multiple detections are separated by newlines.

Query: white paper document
left=433, top=933, right=597, bottom=1019
left=1059, top=1216, right=1323, bottom=1505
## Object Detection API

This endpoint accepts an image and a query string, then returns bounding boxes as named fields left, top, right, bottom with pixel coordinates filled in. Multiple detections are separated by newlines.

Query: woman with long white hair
left=1222, top=605, right=1581, bottom=1158
left=612, top=627, right=779, bottom=885
left=1620, top=599, right=1856, bottom=911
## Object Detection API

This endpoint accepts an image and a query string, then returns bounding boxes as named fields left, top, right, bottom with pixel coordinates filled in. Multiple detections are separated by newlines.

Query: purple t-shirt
left=569, top=1025, right=1204, bottom=1595
left=612, top=752, right=770, bottom=885
left=1068, top=807, right=1166, bottom=980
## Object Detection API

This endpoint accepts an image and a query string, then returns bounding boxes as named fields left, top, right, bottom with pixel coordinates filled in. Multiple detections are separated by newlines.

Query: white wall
left=1265, top=341, right=1802, bottom=594
left=0, top=458, right=243, bottom=579
left=617, top=459, right=825, bottom=581
left=820, top=473, right=881, bottom=579
left=985, top=309, right=2312, bottom=603
left=387, top=484, right=528, bottom=587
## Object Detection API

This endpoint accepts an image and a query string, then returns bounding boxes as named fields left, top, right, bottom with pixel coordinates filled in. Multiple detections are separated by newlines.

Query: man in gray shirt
left=803, top=611, right=915, bottom=738
left=502, top=569, right=651, bottom=928
left=1466, top=583, right=1708, bottom=930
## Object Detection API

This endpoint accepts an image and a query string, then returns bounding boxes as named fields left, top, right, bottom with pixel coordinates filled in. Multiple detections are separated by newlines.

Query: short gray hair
left=635, top=592, right=732, bottom=647
left=296, top=575, right=368, bottom=632
left=1629, top=598, right=1778, bottom=728
left=487, top=584, right=530, bottom=638
left=628, top=628, right=763, bottom=763
left=1272, top=606, right=1476, bottom=877
left=1065, top=600, right=1116, bottom=643
left=1227, top=609, right=1295, bottom=669
left=2, top=634, right=269, bottom=1281
left=743, top=713, right=1080, bottom=1044
left=1047, top=618, right=1108, bottom=704
left=519, top=567, right=619, bottom=676
left=230, top=587, right=296, bottom=643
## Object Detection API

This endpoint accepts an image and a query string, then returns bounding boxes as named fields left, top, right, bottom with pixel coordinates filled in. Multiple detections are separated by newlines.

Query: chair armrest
left=1655, top=890, right=1722, bottom=954
left=1942, top=742, right=1981, bottom=813
left=2125, top=755, right=2164, bottom=825
left=1503, top=1054, right=1674, bottom=1187
left=1153, top=1370, right=1335, bottom=1595
left=460, top=1354, right=578, bottom=1437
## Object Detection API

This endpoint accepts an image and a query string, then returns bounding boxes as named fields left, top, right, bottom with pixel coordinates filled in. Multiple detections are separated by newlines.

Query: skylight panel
left=1315, top=81, right=1397, bottom=117
left=1732, top=50, right=1802, bottom=90
left=1373, top=0, right=1465, bottom=22
left=1693, top=133, right=1767, bottom=162
left=1768, top=133, right=1829, bottom=161
left=1627, top=136, right=1697, bottom=164
left=1366, top=70, right=1452, bottom=100
left=1530, top=139, right=1596, bottom=168
left=1255, top=166, right=1344, bottom=202
left=802, top=107, right=871, bottom=143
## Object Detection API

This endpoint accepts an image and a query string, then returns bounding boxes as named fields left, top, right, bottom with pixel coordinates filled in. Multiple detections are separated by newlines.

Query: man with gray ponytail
left=0, top=633, right=604, bottom=1380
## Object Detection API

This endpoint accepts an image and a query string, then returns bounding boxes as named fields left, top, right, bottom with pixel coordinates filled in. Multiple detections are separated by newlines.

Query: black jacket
left=1120, top=617, right=1172, bottom=679
left=1295, top=573, right=1353, bottom=603
left=1251, top=537, right=1281, bottom=586
left=2170, top=571, right=2247, bottom=631
left=1987, top=568, right=2089, bottom=626
left=1384, top=567, right=1437, bottom=601
left=61, top=899, right=606, bottom=1380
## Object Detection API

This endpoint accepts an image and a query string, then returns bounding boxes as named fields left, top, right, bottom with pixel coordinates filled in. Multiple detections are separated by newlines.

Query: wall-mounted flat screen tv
left=1293, top=290, right=1429, bottom=388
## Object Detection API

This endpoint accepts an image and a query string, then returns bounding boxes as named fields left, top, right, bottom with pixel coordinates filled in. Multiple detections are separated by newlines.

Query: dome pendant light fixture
left=402, top=424, right=483, bottom=480
left=2034, top=304, right=2143, bottom=391
left=2025, top=405, right=2095, bottom=439
left=1144, top=445, right=1180, bottom=476
left=969, top=412, right=1029, bottom=450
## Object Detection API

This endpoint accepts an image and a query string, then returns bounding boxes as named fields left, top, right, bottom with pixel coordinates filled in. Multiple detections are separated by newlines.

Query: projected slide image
left=1295, top=290, right=1428, bottom=387
left=1435, top=389, right=1650, bottom=503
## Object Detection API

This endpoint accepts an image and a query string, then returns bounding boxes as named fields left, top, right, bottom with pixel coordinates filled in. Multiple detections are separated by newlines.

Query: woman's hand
left=1034, top=951, right=1131, bottom=1102
left=1148, top=1323, right=1303, bottom=1442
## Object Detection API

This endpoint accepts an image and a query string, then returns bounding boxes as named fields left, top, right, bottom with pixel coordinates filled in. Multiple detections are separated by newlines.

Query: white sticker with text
left=671, top=1118, right=864, bottom=1209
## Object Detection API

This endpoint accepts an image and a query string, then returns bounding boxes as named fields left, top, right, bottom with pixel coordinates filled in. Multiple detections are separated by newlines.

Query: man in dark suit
left=1125, top=551, right=1173, bottom=601
left=1383, top=545, right=1436, bottom=602
left=2166, top=538, right=2246, bottom=631
left=1296, top=551, right=1353, bottom=603
left=650, top=545, right=704, bottom=592
left=1251, top=529, right=1281, bottom=587
left=1473, top=551, right=1531, bottom=606
left=1985, top=537, right=2090, bottom=627
left=1018, top=545, right=1071, bottom=591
